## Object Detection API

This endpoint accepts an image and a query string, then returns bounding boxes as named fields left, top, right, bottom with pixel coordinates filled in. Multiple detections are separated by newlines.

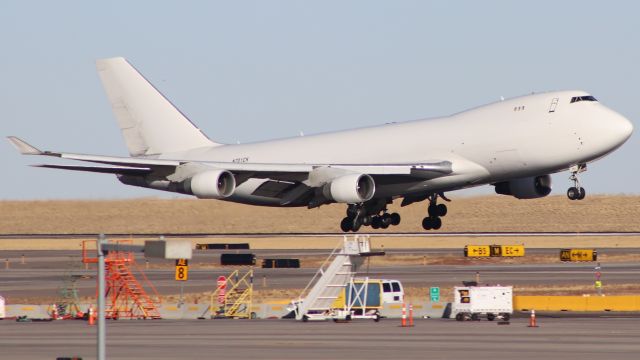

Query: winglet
left=6, top=136, right=43, bottom=155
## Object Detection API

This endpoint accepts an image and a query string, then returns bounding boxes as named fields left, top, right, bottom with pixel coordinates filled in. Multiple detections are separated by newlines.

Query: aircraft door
left=548, top=98, right=559, bottom=113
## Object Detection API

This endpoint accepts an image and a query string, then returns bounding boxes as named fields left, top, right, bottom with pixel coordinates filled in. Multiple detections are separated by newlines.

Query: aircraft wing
left=8, top=136, right=456, bottom=205
left=7, top=136, right=453, bottom=178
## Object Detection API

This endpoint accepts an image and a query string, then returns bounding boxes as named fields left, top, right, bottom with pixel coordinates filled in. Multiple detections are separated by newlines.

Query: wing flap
left=251, top=180, right=299, bottom=198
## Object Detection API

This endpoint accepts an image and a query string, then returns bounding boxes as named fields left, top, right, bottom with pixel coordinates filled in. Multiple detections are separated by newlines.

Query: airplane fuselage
left=160, top=90, right=631, bottom=206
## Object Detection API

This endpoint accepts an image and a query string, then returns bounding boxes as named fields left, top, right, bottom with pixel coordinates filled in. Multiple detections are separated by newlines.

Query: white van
left=381, top=280, right=404, bottom=304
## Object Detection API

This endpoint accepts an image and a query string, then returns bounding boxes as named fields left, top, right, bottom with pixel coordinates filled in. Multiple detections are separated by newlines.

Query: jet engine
left=322, top=174, right=375, bottom=203
left=494, top=175, right=552, bottom=199
left=183, top=170, right=236, bottom=199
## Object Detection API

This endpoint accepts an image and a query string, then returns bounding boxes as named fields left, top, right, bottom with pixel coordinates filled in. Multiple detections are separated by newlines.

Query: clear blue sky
left=2, top=1, right=638, bottom=200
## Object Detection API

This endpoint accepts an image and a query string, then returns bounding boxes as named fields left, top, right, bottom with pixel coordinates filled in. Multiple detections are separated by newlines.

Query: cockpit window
left=570, top=95, right=598, bottom=103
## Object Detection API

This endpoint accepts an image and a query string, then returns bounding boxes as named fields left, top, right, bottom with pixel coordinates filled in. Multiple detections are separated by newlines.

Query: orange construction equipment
left=83, top=240, right=162, bottom=319
left=88, top=306, right=95, bottom=326
left=528, top=309, right=539, bottom=327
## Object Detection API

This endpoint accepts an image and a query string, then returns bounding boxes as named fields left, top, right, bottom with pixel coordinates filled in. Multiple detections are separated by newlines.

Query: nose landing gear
left=567, top=164, right=587, bottom=201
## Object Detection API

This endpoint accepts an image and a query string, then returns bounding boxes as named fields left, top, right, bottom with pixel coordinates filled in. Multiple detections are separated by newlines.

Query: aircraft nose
left=610, top=112, right=634, bottom=144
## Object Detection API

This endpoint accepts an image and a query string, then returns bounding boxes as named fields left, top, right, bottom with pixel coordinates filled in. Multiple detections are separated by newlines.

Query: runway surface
left=1, top=317, right=640, bottom=360
left=1, top=248, right=638, bottom=300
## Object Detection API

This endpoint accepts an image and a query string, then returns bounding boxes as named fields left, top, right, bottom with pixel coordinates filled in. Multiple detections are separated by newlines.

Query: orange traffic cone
left=401, top=303, right=407, bottom=327
left=528, top=309, right=539, bottom=328
left=88, top=306, right=95, bottom=326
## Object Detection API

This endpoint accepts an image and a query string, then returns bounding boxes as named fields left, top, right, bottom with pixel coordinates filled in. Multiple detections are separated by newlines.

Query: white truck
left=288, top=278, right=404, bottom=321
left=452, top=286, right=513, bottom=321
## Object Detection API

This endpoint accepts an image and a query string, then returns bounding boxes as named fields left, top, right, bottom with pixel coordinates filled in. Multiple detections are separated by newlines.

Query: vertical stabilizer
left=96, top=57, right=219, bottom=156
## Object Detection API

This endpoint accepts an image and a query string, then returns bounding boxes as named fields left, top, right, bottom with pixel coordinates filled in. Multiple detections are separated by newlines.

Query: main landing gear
left=340, top=201, right=401, bottom=232
left=567, top=164, right=587, bottom=201
left=422, top=194, right=448, bottom=230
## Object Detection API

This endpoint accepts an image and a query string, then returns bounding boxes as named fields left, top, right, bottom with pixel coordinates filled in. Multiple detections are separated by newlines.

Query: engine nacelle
left=183, top=170, right=236, bottom=199
left=494, top=175, right=552, bottom=199
left=323, top=174, right=375, bottom=203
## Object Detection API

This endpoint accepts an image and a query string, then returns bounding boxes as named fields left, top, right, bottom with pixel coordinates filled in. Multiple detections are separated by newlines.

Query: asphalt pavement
left=1, top=317, right=639, bottom=360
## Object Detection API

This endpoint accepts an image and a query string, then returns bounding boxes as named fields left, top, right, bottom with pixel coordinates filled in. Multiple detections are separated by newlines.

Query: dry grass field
left=1, top=194, right=639, bottom=235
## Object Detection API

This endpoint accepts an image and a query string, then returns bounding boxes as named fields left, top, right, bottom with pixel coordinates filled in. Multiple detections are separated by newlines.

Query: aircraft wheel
left=346, top=207, right=357, bottom=217
left=578, top=187, right=586, bottom=200
left=351, top=217, right=362, bottom=232
left=390, top=213, right=401, bottom=226
left=381, top=213, right=392, bottom=226
left=340, top=217, right=353, bottom=232
left=362, top=215, right=372, bottom=226
left=437, top=204, right=448, bottom=217
left=371, top=216, right=381, bottom=229
left=428, top=204, right=439, bottom=217
left=422, top=217, right=432, bottom=230
left=432, top=217, right=442, bottom=230
left=567, top=187, right=579, bottom=200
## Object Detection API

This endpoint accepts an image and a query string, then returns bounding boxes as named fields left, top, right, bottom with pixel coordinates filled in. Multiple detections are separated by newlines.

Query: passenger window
left=392, top=282, right=401, bottom=292
left=383, top=283, right=391, bottom=293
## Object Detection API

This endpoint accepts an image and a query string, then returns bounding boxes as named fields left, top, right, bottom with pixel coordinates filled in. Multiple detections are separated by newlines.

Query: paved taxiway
left=1, top=248, right=639, bottom=300
left=1, top=317, right=640, bottom=360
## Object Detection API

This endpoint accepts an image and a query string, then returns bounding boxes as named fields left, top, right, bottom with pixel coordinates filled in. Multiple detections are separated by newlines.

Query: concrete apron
left=1, top=302, right=450, bottom=320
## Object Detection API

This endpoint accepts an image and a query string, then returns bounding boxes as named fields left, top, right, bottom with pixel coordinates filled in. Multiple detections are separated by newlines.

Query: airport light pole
left=97, top=234, right=106, bottom=360
left=96, top=234, right=192, bottom=360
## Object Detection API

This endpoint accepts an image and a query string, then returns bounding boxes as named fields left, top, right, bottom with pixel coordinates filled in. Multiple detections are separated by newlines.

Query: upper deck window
left=570, top=95, right=598, bottom=103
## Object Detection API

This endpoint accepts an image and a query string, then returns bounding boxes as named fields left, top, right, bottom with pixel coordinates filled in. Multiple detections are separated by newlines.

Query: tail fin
left=96, top=57, right=220, bottom=156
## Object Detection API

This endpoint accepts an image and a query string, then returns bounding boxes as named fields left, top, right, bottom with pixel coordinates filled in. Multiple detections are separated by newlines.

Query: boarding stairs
left=50, top=262, right=85, bottom=319
left=106, top=259, right=162, bottom=319
left=209, top=269, right=254, bottom=319
left=83, top=240, right=162, bottom=319
left=294, top=235, right=377, bottom=321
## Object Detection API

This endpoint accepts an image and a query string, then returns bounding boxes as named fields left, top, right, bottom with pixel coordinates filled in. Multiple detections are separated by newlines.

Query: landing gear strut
left=422, top=193, right=448, bottom=231
left=340, top=200, right=401, bottom=232
left=567, top=164, right=586, bottom=201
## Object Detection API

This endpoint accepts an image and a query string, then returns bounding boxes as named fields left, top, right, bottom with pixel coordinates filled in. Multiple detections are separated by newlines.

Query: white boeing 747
left=8, top=58, right=633, bottom=232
